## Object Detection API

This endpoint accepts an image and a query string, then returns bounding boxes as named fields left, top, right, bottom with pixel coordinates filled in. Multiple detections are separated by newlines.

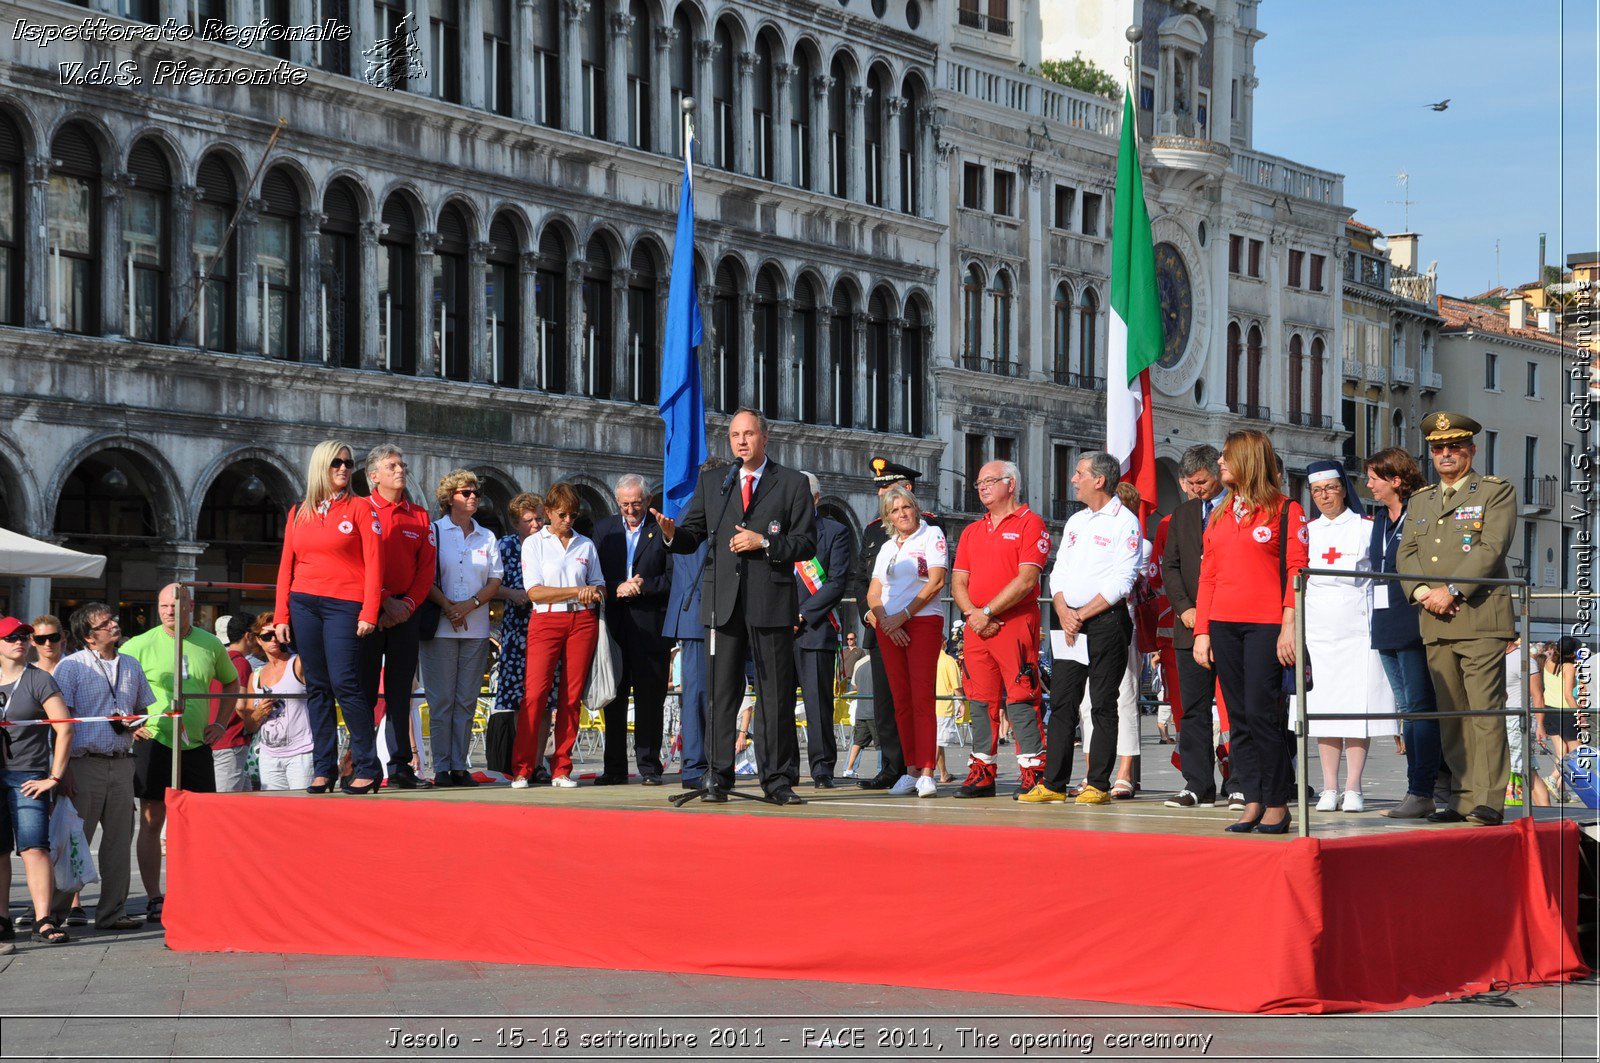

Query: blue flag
left=657, top=131, right=707, bottom=519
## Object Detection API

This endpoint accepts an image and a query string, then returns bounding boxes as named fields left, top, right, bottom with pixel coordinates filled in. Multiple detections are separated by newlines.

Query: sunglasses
left=257, top=630, right=278, bottom=642
left=1429, top=443, right=1469, bottom=454
left=31, top=633, right=61, bottom=645
left=329, top=458, right=354, bottom=470
left=0, top=633, right=28, bottom=644
left=456, top=488, right=479, bottom=498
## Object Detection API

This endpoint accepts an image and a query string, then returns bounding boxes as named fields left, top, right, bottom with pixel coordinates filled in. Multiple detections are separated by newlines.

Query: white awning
left=0, top=528, right=107, bottom=580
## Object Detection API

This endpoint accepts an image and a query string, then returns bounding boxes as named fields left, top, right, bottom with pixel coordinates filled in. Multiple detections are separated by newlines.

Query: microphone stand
left=671, top=468, right=775, bottom=807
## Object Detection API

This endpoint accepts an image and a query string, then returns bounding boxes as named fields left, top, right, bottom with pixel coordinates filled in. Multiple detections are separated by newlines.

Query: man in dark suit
left=653, top=409, right=817, bottom=804
left=1160, top=444, right=1225, bottom=808
left=793, top=471, right=855, bottom=788
left=593, top=473, right=675, bottom=785
left=661, top=457, right=728, bottom=791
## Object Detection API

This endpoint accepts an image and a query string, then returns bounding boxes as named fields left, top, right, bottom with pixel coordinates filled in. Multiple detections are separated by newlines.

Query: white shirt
left=738, top=459, right=767, bottom=506
left=871, top=519, right=948, bottom=619
left=433, top=517, right=504, bottom=640
left=1048, top=495, right=1142, bottom=609
left=521, top=526, right=605, bottom=610
left=624, top=519, right=645, bottom=577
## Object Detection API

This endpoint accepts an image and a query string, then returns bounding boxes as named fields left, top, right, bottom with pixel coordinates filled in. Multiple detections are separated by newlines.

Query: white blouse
left=871, top=520, right=948, bottom=620
left=433, top=517, right=504, bottom=640
left=520, top=527, right=605, bottom=611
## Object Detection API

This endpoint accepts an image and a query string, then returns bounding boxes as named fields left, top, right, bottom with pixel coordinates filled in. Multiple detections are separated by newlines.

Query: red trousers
left=878, top=615, right=943, bottom=772
left=514, top=610, right=598, bottom=779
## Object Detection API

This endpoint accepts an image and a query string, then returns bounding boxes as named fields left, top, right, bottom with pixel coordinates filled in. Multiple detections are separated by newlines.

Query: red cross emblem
left=1321, top=547, right=1343, bottom=565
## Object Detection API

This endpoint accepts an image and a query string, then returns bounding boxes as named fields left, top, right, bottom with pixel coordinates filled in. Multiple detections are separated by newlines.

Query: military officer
left=1397, top=412, right=1517, bottom=826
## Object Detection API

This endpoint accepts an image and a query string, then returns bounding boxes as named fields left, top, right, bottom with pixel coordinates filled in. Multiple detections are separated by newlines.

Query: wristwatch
left=981, top=605, right=993, bottom=618
left=1446, top=584, right=1466, bottom=602
left=759, top=535, right=771, bottom=550
left=468, top=594, right=481, bottom=608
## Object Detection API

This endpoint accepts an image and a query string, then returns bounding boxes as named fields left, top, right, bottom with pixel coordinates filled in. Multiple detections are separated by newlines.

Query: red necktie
left=741, top=474, right=754, bottom=510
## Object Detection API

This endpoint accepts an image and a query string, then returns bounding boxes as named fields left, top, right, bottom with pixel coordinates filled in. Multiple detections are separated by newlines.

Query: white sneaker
left=510, top=777, right=530, bottom=789
left=1315, top=789, right=1339, bottom=812
left=888, top=774, right=918, bottom=796
left=551, top=775, right=578, bottom=788
left=842, top=768, right=861, bottom=779
left=915, top=776, right=938, bottom=798
left=1340, top=790, right=1364, bottom=813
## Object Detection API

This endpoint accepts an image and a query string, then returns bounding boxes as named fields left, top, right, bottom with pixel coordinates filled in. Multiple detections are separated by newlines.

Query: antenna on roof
left=1387, top=171, right=1414, bottom=230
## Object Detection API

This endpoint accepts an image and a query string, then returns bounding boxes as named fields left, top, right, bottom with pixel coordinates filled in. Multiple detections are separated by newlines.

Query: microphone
left=720, top=466, right=739, bottom=495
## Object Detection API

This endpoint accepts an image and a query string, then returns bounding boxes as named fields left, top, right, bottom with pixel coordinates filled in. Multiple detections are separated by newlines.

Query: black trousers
left=602, top=633, right=670, bottom=778
left=708, top=594, right=800, bottom=794
left=867, top=645, right=906, bottom=779
left=794, top=645, right=839, bottom=780
left=358, top=611, right=422, bottom=769
left=1210, top=621, right=1292, bottom=807
left=1175, top=650, right=1219, bottom=799
left=1042, top=608, right=1132, bottom=792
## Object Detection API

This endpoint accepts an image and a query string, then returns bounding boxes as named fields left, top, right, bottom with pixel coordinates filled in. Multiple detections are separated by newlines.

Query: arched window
left=1310, top=336, right=1326, bottom=420
left=864, top=66, right=890, bottom=207
left=124, top=138, right=170, bottom=343
left=830, top=281, right=858, bottom=427
left=899, top=74, right=925, bottom=214
left=194, top=152, right=237, bottom=350
left=712, top=21, right=736, bottom=171
left=581, top=235, right=614, bottom=397
left=487, top=213, right=522, bottom=387
left=0, top=110, right=21, bottom=326
left=712, top=258, right=742, bottom=412
left=533, top=0, right=561, bottom=126
left=669, top=10, right=695, bottom=156
left=790, top=46, right=815, bottom=190
left=258, top=169, right=299, bottom=359
left=961, top=263, right=982, bottom=368
left=581, top=0, right=607, bottom=138
left=1391, top=406, right=1405, bottom=448
left=752, top=32, right=777, bottom=181
left=1246, top=323, right=1263, bottom=412
left=794, top=275, right=820, bottom=424
left=378, top=194, right=417, bottom=374
left=627, top=243, right=658, bottom=402
left=50, top=123, right=101, bottom=335
left=534, top=225, right=568, bottom=391
left=434, top=202, right=469, bottom=380
left=827, top=55, right=850, bottom=196
left=990, top=270, right=1013, bottom=372
left=1392, top=321, right=1404, bottom=368
left=319, top=178, right=362, bottom=369
left=1051, top=281, right=1071, bottom=384
left=1077, top=286, right=1099, bottom=382
left=1225, top=320, right=1241, bottom=409
left=1288, top=333, right=1303, bottom=421
left=903, top=296, right=928, bottom=436
left=754, top=265, right=781, bottom=414
left=867, top=287, right=891, bottom=429
left=627, top=0, right=652, bottom=149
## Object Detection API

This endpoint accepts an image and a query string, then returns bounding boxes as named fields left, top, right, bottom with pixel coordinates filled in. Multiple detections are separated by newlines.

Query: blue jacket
left=661, top=540, right=708, bottom=641
left=795, top=514, right=856, bottom=651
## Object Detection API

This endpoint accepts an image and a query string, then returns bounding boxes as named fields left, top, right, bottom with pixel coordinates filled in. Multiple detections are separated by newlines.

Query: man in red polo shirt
left=359, top=443, right=436, bottom=788
left=950, top=460, right=1051, bottom=798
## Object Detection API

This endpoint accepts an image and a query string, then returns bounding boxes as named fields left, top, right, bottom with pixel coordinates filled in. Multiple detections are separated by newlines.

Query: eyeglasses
left=31, top=633, right=61, bottom=645
left=974, top=475, right=1013, bottom=489
left=329, top=458, right=354, bottom=470
left=1429, top=443, right=1469, bottom=454
left=456, top=488, right=480, bottom=498
left=1308, top=485, right=1344, bottom=496
left=0, top=633, right=28, bottom=644
left=257, top=630, right=278, bottom=643
left=91, top=618, right=118, bottom=631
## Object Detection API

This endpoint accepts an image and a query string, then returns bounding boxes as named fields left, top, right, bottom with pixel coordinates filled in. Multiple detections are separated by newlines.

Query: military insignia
left=1437, top=414, right=1451, bottom=432
left=1474, top=521, right=1482, bottom=529
left=872, top=457, right=887, bottom=474
left=647, top=531, right=655, bottom=540
left=1469, top=481, right=1479, bottom=492
left=1462, top=544, right=1472, bottom=553
left=768, top=520, right=781, bottom=536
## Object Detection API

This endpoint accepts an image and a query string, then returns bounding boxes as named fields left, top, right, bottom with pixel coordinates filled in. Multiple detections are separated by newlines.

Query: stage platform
left=163, top=778, right=1591, bottom=1015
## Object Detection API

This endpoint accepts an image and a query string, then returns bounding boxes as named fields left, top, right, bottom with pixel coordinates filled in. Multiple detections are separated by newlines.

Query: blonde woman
left=421, top=469, right=503, bottom=787
left=273, top=440, right=383, bottom=795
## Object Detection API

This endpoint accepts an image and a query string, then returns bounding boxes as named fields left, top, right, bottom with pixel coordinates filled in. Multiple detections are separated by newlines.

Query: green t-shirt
left=122, top=626, right=239, bottom=750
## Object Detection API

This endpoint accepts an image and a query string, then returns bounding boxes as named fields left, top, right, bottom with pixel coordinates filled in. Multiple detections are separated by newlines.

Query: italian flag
left=1106, top=87, right=1163, bottom=526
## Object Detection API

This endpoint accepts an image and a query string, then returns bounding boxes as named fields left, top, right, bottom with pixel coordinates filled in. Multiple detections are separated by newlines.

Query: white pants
left=212, top=745, right=251, bottom=792
left=1078, top=646, right=1141, bottom=759
left=258, top=751, right=315, bottom=790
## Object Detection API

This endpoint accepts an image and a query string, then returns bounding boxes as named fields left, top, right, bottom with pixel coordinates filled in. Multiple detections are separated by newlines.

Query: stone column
left=469, top=240, right=492, bottom=382
left=101, top=172, right=128, bottom=338
left=1024, top=165, right=1044, bottom=378
left=360, top=220, right=384, bottom=370
left=887, top=317, right=906, bottom=432
left=163, top=541, right=207, bottom=588
left=851, top=313, right=869, bottom=428
left=567, top=253, right=587, bottom=394
left=611, top=268, right=632, bottom=400
left=562, top=0, right=588, bottom=134
left=884, top=95, right=905, bottom=213
left=518, top=252, right=540, bottom=389
left=290, top=0, right=315, bottom=66
left=464, top=0, right=487, bottom=108
left=653, top=26, right=678, bottom=156
left=736, top=293, right=757, bottom=409
left=734, top=50, right=755, bottom=176
left=25, top=162, right=48, bottom=329
left=169, top=183, right=196, bottom=345
left=773, top=62, right=794, bottom=186
left=815, top=306, right=834, bottom=425
left=775, top=296, right=795, bottom=420
left=610, top=10, right=635, bottom=147
left=515, top=0, right=537, bottom=120
left=694, top=39, right=719, bottom=153
left=237, top=197, right=262, bottom=355
left=811, top=75, right=832, bottom=197
left=410, top=0, right=434, bottom=96
left=352, top=0, right=375, bottom=76
left=699, top=281, right=720, bottom=408
left=300, top=209, right=325, bottom=363
left=1265, top=231, right=1285, bottom=418
left=416, top=230, right=441, bottom=378
left=847, top=84, right=866, bottom=203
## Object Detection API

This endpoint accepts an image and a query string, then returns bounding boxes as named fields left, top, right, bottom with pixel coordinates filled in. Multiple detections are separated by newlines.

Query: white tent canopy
left=0, top=527, right=107, bottom=580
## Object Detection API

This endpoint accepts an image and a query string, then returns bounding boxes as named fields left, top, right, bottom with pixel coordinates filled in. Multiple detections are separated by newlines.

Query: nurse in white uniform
left=1302, top=460, right=1397, bottom=813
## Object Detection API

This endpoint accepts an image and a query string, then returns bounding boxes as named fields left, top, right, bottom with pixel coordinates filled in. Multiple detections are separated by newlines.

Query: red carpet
left=164, top=791, right=1586, bottom=1013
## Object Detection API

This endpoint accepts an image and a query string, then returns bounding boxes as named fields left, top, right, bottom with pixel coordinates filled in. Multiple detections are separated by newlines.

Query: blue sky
left=1251, top=0, right=1598, bottom=297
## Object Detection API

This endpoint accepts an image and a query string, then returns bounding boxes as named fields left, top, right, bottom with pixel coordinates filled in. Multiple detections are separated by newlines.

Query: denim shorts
left=0, top=769, right=54, bottom=854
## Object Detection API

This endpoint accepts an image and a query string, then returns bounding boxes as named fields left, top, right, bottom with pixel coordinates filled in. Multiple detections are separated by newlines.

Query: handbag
left=51, top=799, right=99, bottom=894
left=485, top=710, right=516, bottom=775
left=1278, top=501, right=1314, bottom=695
left=583, top=611, right=617, bottom=709
left=416, top=519, right=444, bottom=642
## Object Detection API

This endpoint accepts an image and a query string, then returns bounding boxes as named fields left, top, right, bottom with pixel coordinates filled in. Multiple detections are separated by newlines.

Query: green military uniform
left=1397, top=412, right=1517, bottom=821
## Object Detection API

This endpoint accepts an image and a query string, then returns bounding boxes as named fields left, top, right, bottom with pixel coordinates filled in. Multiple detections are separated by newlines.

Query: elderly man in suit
left=1160, top=444, right=1227, bottom=808
left=594, top=473, right=675, bottom=785
left=1398, top=411, right=1518, bottom=826
left=654, top=409, right=817, bottom=805
left=793, top=471, right=855, bottom=788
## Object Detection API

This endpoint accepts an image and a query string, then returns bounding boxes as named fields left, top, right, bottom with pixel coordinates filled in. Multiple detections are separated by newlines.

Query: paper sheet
left=1050, top=629, right=1089, bottom=665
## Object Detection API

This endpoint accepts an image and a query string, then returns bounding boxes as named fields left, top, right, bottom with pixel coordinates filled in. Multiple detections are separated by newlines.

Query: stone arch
left=319, top=168, right=375, bottom=219
left=49, top=434, right=188, bottom=542
left=470, top=463, right=522, bottom=537
left=193, top=448, right=303, bottom=602
left=121, top=125, right=187, bottom=185
left=487, top=203, right=533, bottom=252
left=44, top=110, right=119, bottom=172
left=0, top=430, right=41, bottom=534
left=0, top=96, right=41, bottom=162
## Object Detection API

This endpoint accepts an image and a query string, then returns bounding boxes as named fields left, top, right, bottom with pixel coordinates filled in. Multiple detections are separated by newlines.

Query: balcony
left=1229, top=148, right=1344, bottom=205
left=1150, top=135, right=1232, bottom=178
left=1389, top=364, right=1416, bottom=388
left=957, top=8, right=1012, bottom=36
left=1228, top=402, right=1272, bottom=422
left=1420, top=370, right=1442, bottom=392
left=1052, top=368, right=1105, bottom=390
left=1288, top=410, right=1335, bottom=429
left=1524, top=475, right=1558, bottom=512
left=1342, top=357, right=1364, bottom=381
left=960, top=352, right=1024, bottom=377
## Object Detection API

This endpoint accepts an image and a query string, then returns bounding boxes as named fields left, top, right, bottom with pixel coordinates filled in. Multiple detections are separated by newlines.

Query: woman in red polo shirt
left=1192, top=430, right=1308, bottom=834
left=274, top=440, right=383, bottom=794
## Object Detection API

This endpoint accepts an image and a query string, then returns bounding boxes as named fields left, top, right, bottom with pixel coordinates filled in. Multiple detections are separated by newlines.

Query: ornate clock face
left=1154, top=241, right=1193, bottom=369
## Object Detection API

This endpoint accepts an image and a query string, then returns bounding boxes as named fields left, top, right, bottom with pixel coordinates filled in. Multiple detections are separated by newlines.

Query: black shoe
left=768, top=787, right=805, bottom=806
left=1466, top=805, right=1505, bottom=826
left=431, top=772, right=455, bottom=788
left=858, top=773, right=896, bottom=790
left=388, top=765, right=429, bottom=790
left=813, top=777, right=835, bottom=789
left=1426, top=808, right=1468, bottom=823
left=452, top=770, right=478, bottom=787
left=593, top=773, right=628, bottom=787
left=531, top=769, right=552, bottom=786
left=1254, top=814, right=1292, bottom=835
left=640, top=775, right=664, bottom=786
left=340, top=777, right=379, bottom=795
left=953, top=782, right=996, bottom=799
